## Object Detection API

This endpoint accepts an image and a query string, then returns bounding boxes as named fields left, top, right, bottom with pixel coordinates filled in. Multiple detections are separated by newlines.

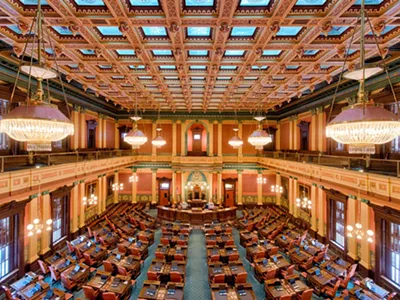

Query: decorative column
left=237, top=170, right=243, bottom=206
left=172, top=172, right=177, bottom=203
left=114, top=172, right=119, bottom=204
left=114, top=119, right=120, bottom=149
left=172, top=121, right=177, bottom=156
left=70, top=184, right=79, bottom=236
left=217, top=172, right=222, bottom=205
left=102, top=117, right=107, bottom=148
left=310, top=184, right=318, bottom=232
left=151, top=169, right=157, bottom=204
left=102, top=175, right=107, bottom=211
left=208, top=172, right=213, bottom=201
left=181, top=172, right=185, bottom=203
left=347, top=195, right=358, bottom=261
left=208, top=121, right=214, bottom=157
left=132, top=169, right=137, bottom=204
left=275, top=172, right=281, bottom=205
left=257, top=172, right=263, bottom=206
left=181, top=120, right=186, bottom=156
left=97, top=176, right=102, bottom=214
left=26, top=196, right=39, bottom=264
left=317, top=107, right=324, bottom=152
left=317, top=186, right=326, bottom=239
left=80, top=108, right=86, bottom=148
left=359, top=200, right=372, bottom=271
left=218, top=121, right=223, bottom=157
left=72, top=105, right=80, bottom=150
left=238, top=122, right=243, bottom=158
left=78, top=181, right=85, bottom=229
left=292, top=115, right=299, bottom=150
left=289, top=177, right=295, bottom=215
left=310, top=109, right=317, bottom=151
left=152, top=121, right=157, bottom=157
left=293, top=178, right=299, bottom=217
left=275, top=121, right=281, bottom=151
left=40, top=191, right=51, bottom=255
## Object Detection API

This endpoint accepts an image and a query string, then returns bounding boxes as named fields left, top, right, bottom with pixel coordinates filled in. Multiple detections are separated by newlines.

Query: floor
left=43, top=210, right=335, bottom=299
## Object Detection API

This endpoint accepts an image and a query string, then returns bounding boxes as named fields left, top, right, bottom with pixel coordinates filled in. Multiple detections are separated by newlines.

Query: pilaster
left=40, top=192, right=51, bottom=255
left=217, top=172, right=222, bottom=205
left=218, top=121, right=223, bottom=157
left=151, top=169, right=157, bottom=204
left=114, top=119, right=120, bottom=149
left=317, top=186, right=326, bottom=238
left=238, top=122, right=243, bottom=157
left=257, top=172, right=263, bottom=206
left=275, top=172, right=281, bottom=205
left=132, top=170, right=137, bottom=204
left=152, top=121, right=157, bottom=157
left=26, top=197, right=39, bottom=263
left=172, top=172, right=177, bottom=203
left=172, top=121, right=177, bottom=156
left=275, top=121, right=281, bottom=151
left=347, top=195, right=358, bottom=260
left=78, top=181, right=85, bottom=228
left=237, top=170, right=243, bottom=205
left=311, top=109, right=317, bottom=151
left=114, top=172, right=119, bottom=204
left=360, top=201, right=372, bottom=270
left=311, top=184, right=318, bottom=232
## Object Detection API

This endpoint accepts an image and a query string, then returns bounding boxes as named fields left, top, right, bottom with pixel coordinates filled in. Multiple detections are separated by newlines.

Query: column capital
left=312, top=183, right=317, bottom=187
left=316, top=106, right=324, bottom=114
left=237, top=169, right=243, bottom=174
left=73, top=104, right=81, bottom=112
left=348, top=194, right=357, bottom=199
left=151, top=168, right=158, bottom=173
left=79, top=179, right=85, bottom=184
left=42, top=190, right=50, bottom=196
left=311, top=108, right=317, bottom=115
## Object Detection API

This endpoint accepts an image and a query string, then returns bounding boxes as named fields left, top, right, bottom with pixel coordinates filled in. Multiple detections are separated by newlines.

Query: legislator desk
left=157, top=206, right=237, bottom=225
left=187, top=199, right=207, bottom=208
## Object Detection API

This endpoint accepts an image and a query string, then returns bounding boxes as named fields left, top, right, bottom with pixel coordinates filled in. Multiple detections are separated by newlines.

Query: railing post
left=47, top=154, right=51, bottom=166
left=348, top=158, right=351, bottom=170
left=397, top=161, right=400, bottom=178
left=1, top=157, right=4, bottom=173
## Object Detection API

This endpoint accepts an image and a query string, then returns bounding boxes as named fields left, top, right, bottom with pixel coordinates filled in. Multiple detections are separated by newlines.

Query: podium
left=187, top=199, right=207, bottom=208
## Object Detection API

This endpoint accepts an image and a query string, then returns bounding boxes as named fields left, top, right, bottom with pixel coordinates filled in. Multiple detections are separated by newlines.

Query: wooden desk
left=360, top=278, right=390, bottom=299
left=11, top=272, right=38, bottom=292
left=157, top=206, right=237, bottom=225
left=289, top=249, right=311, bottom=264
left=348, top=286, right=383, bottom=300
left=275, top=234, right=294, bottom=249
left=239, top=231, right=257, bottom=247
left=86, top=246, right=108, bottom=261
left=70, top=236, right=87, bottom=247
left=270, top=255, right=290, bottom=270
left=301, top=244, right=320, bottom=256
left=53, top=257, right=76, bottom=273
left=38, top=288, right=65, bottom=300
left=264, top=279, right=296, bottom=300
left=138, top=230, right=155, bottom=245
left=208, top=264, right=232, bottom=284
left=138, top=281, right=184, bottom=300
left=320, top=261, right=347, bottom=278
left=210, top=283, right=256, bottom=300
left=86, top=271, right=112, bottom=290
left=45, top=252, right=65, bottom=266
left=254, top=259, right=279, bottom=282
left=101, top=275, right=132, bottom=298
left=19, top=281, right=49, bottom=300
left=167, top=247, right=187, bottom=262
left=307, top=268, right=336, bottom=294
left=131, top=242, right=149, bottom=260
left=62, top=263, right=89, bottom=284
left=246, top=245, right=266, bottom=262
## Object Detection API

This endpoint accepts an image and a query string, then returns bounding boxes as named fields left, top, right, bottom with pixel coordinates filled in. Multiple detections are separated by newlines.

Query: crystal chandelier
left=248, top=116, right=272, bottom=150
left=271, top=185, right=283, bottom=193
left=129, top=174, right=138, bottom=182
left=296, top=183, right=312, bottom=209
left=124, top=88, right=148, bottom=149
left=112, top=183, right=124, bottom=191
left=257, top=177, right=267, bottom=184
left=325, top=0, right=400, bottom=155
left=27, top=180, right=52, bottom=237
left=0, top=1, right=74, bottom=152
left=152, top=109, right=166, bottom=148
left=229, top=128, right=243, bottom=149
left=347, top=223, right=374, bottom=243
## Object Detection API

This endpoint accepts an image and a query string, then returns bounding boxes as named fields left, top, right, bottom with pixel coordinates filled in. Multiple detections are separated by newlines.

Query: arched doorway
left=184, top=171, right=210, bottom=201
left=187, top=123, right=207, bottom=156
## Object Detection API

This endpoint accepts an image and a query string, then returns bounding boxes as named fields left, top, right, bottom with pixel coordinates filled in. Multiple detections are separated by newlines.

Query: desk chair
left=212, top=274, right=225, bottom=284
left=207, top=240, right=217, bottom=246
left=263, top=269, right=277, bottom=280
left=1, top=285, right=20, bottom=300
left=61, top=273, right=77, bottom=291
left=49, top=265, right=61, bottom=283
left=155, top=252, right=165, bottom=260
left=87, top=227, right=93, bottom=238
left=177, top=240, right=187, bottom=246
left=340, top=264, right=357, bottom=288
left=269, top=246, right=279, bottom=256
left=117, top=266, right=132, bottom=278
left=147, top=271, right=159, bottom=281
left=228, top=254, right=239, bottom=262
left=82, top=285, right=99, bottom=300
left=161, top=238, right=169, bottom=246
left=321, top=279, right=341, bottom=299
left=170, top=272, right=183, bottom=283
left=103, top=260, right=114, bottom=273
left=225, top=240, right=235, bottom=246
left=255, top=251, right=266, bottom=260
left=299, top=256, right=314, bottom=271
left=297, top=289, right=313, bottom=300
left=281, top=265, right=295, bottom=279
left=234, top=272, right=247, bottom=284
left=66, top=241, right=75, bottom=253
left=314, top=251, right=325, bottom=264
left=102, top=292, right=119, bottom=300
left=83, top=253, right=97, bottom=267
left=174, top=254, right=185, bottom=261
left=280, top=295, right=292, bottom=300
left=38, top=259, right=49, bottom=275
left=388, top=292, right=397, bottom=300
left=209, top=255, right=220, bottom=262
left=117, top=244, right=127, bottom=255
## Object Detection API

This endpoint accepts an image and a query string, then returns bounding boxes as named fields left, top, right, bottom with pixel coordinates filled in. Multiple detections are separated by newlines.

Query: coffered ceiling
left=0, top=0, right=400, bottom=114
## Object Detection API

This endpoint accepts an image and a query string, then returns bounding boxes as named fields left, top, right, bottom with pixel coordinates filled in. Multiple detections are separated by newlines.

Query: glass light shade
left=33, top=218, right=40, bottom=225
left=124, top=126, right=148, bottom=149
left=248, top=125, right=272, bottom=150
left=347, top=225, right=354, bottom=231
left=20, top=65, right=58, bottom=79
left=152, top=135, right=166, bottom=148
left=228, top=135, right=243, bottom=149
left=46, top=226, right=52, bottom=231
left=46, top=219, right=52, bottom=225
left=28, top=231, right=33, bottom=237
left=347, top=232, right=353, bottom=238
left=27, top=224, right=34, bottom=231
left=356, top=234, right=362, bottom=240
left=366, top=229, right=374, bottom=236
left=326, top=103, right=400, bottom=154
left=355, top=223, right=362, bottom=229
left=0, top=103, right=74, bottom=152
left=367, top=237, right=373, bottom=243
left=343, top=67, right=383, bottom=81
left=36, top=228, right=42, bottom=234
left=296, top=198, right=300, bottom=203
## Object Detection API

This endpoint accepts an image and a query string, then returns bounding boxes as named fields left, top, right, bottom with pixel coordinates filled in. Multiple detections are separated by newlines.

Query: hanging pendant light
left=0, top=1, right=74, bottom=151
left=248, top=116, right=272, bottom=150
left=151, top=108, right=166, bottom=148
left=124, top=87, right=148, bottom=149
left=229, top=128, right=243, bottom=149
left=112, top=183, right=124, bottom=191
left=326, top=0, right=400, bottom=154
left=296, top=183, right=312, bottom=209
left=271, top=184, right=283, bottom=193
left=27, top=180, right=52, bottom=237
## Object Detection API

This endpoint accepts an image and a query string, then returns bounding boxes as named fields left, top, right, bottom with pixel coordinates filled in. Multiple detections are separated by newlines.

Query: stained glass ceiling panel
left=295, top=0, right=326, bottom=5
left=231, top=27, right=257, bottom=37
left=130, top=0, right=159, bottom=5
left=304, top=50, right=319, bottom=55
left=190, top=66, right=207, bottom=70
left=220, top=66, right=237, bottom=70
left=20, top=0, right=48, bottom=4
left=185, top=0, right=213, bottom=6
left=159, top=65, right=176, bottom=70
left=276, top=26, right=303, bottom=36
left=129, top=65, right=145, bottom=69
left=239, top=0, right=270, bottom=6
left=7, top=25, right=22, bottom=34
left=189, top=50, right=208, bottom=56
left=52, top=26, right=74, bottom=35
left=225, top=50, right=245, bottom=56
left=325, top=26, right=349, bottom=36
left=152, top=50, right=172, bottom=55
left=74, top=0, right=105, bottom=5
left=96, top=26, right=123, bottom=36
left=116, top=49, right=135, bottom=55
left=80, top=49, right=95, bottom=55
left=354, top=0, right=383, bottom=4
left=142, top=27, right=167, bottom=36
left=187, top=27, right=211, bottom=36
left=263, top=50, right=282, bottom=56
left=252, top=66, right=268, bottom=70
